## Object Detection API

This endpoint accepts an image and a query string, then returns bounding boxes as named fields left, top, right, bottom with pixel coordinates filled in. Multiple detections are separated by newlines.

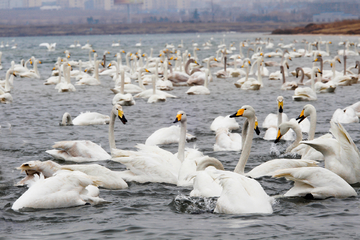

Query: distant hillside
left=272, top=20, right=360, bottom=35
left=0, top=22, right=306, bottom=37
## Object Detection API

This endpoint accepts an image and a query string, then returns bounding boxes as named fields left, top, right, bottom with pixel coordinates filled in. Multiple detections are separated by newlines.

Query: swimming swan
left=60, top=112, right=110, bottom=126
left=46, top=104, right=127, bottom=162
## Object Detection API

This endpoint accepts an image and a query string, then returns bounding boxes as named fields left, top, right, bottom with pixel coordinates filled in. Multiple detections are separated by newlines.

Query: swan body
left=292, top=67, right=317, bottom=101
left=60, top=112, right=110, bottom=126
left=12, top=170, right=105, bottom=211
left=211, top=169, right=274, bottom=214
left=186, top=69, right=210, bottom=95
left=19, top=57, right=41, bottom=79
left=145, top=125, right=196, bottom=146
left=331, top=107, right=359, bottom=124
left=213, top=127, right=242, bottom=151
left=301, top=121, right=360, bottom=184
left=273, top=167, right=357, bottom=199
left=16, top=160, right=128, bottom=190
left=46, top=140, right=111, bottom=162
left=210, top=115, right=239, bottom=132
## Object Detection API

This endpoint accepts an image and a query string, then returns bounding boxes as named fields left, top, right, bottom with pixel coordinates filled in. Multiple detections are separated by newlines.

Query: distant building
left=313, top=12, right=358, bottom=23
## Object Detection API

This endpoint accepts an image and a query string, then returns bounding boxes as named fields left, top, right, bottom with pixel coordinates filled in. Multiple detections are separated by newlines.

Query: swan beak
left=38, top=61, right=42, bottom=64
left=92, top=50, right=96, bottom=52
left=52, top=67, right=56, bottom=70
left=145, top=69, right=151, bottom=73
left=274, top=129, right=282, bottom=143
left=296, top=109, right=306, bottom=123
left=173, top=113, right=182, bottom=123
left=337, top=59, right=341, bottom=64
left=118, top=110, right=127, bottom=124
left=278, top=101, right=283, bottom=113
left=330, top=63, right=333, bottom=67
left=229, top=109, right=244, bottom=118
left=248, top=60, right=251, bottom=66
left=84, top=69, right=87, bottom=72
left=313, top=58, right=318, bottom=62
left=30, top=60, right=33, bottom=65
left=254, top=121, right=260, bottom=135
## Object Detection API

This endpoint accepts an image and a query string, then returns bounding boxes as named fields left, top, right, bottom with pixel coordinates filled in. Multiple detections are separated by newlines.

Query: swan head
left=296, top=104, right=316, bottom=123
left=229, top=105, right=255, bottom=119
left=113, top=104, right=127, bottom=124
left=173, top=111, right=187, bottom=123
left=254, top=117, right=260, bottom=135
left=274, top=119, right=298, bottom=143
left=277, top=96, right=284, bottom=113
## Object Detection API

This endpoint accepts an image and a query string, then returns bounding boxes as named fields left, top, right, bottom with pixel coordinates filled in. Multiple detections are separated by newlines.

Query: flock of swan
left=1, top=34, right=360, bottom=215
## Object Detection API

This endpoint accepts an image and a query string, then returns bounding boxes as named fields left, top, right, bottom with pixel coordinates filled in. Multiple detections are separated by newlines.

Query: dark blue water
left=1, top=32, right=360, bottom=239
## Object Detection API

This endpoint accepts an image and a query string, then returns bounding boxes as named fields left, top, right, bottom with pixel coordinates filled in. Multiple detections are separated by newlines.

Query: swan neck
left=109, top=109, right=116, bottom=150
left=184, top=59, right=191, bottom=75
left=177, top=121, right=186, bottom=162
left=61, top=112, right=72, bottom=126
left=120, top=70, right=125, bottom=95
left=308, top=110, right=317, bottom=140
left=234, top=115, right=255, bottom=174
left=286, top=124, right=302, bottom=153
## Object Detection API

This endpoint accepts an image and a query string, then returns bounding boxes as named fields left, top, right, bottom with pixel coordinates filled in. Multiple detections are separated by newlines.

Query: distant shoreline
left=272, top=20, right=360, bottom=35
left=0, top=22, right=307, bottom=38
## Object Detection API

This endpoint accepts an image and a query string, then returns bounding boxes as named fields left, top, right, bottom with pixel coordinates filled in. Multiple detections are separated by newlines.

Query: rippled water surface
left=1, top=32, right=360, bottom=239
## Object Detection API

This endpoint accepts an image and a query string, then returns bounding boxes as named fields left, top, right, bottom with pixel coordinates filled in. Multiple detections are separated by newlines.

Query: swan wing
left=273, top=167, right=357, bottom=199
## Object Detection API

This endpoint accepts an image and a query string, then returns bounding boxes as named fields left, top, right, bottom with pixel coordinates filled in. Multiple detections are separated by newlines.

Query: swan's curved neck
left=184, top=59, right=192, bottom=75
left=234, top=115, right=255, bottom=174
left=286, top=123, right=302, bottom=153
left=61, top=112, right=73, bottom=126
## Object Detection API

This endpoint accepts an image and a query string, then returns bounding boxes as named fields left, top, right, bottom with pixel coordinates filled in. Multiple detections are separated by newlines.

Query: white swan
left=112, top=68, right=135, bottom=106
left=110, top=111, right=195, bottom=185
left=331, top=107, right=359, bottom=124
left=134, top=75, right=177, bottom=103
left=273, top=167, right=356, bottom=199
left=12, top=170, right=106, bottom=211
left=39, top=42, right=56, bottom=51
left=0, top=66, right=16, bottom=104
left=280, top=65, right=298, bottom=90
left=76, top=60, right=101, bottom=85
left=19, top=57, right=41, bottom=79
left=263, top=96, right=294, bottom=141
left=213, top=127, right=242, bottom=152
left=55, top=63, right=76, bottom=93
left=196, top=106, right=274, bottom=214
left=292, top=67, right=318, bottom=101
left=300, top=121, right=360, bottom=184
left=210, top=115, right=239, bottom=132
left=234, top=61, right=261, bottom=90
left=46, top=104, right=127, bottom=162
left=16, top=160, right=128, bottom=190
left=186, top=69, right=210, bottom=95
left=60, top=112, right=110, bottom=126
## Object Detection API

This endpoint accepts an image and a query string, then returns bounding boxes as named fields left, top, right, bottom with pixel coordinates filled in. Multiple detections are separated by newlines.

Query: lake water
left=1, top=32, right=360, bottom=239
